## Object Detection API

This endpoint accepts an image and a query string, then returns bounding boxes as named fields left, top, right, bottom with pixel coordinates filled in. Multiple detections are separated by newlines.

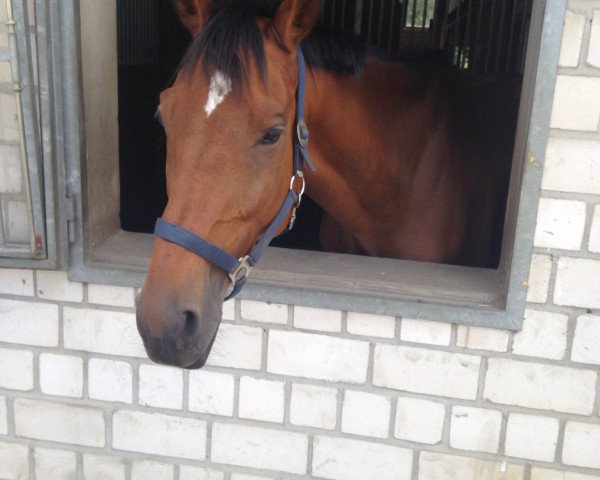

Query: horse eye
left=258, top=127, right=283, bottom=146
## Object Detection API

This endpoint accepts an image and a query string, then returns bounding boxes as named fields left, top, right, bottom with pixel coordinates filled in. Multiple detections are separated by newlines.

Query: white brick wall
left=289, top=383, right=338, bottom=430
left=87, top=284, right=135, bottom=308
left=347, top=311, right=396, bottom=338
left=419, top=452, right=524, bottom=480
left=34, top=448, right=77, bottom=480
left=0, top=348, right=33, bottom=391
left=293, top=305, right=342, bottom=332
left=341, top=390, right=391, bottom=438
left=484, top=358, right=597, bottom=414
left=550, top=76, right=600, bottom=131
left=188, top=369, right=235, bottom=416
left=373, top=345, right=481, bottom=400
left=36, top=271, right=83, bottom=303
left=206, top=323, right=262, bottom=370
left=449, top=406, right=502, bottom=453
left=554, top=257, right=600, bottom=309
left=572, top=315, right=600, bottom=365
left=0, top=441, right=29, bottom=480
left=456, top=325, right=509, bottom=352
left=39, top=353, right=83, bottom=398
left=559, top=10, right=585, bottom=67
left=312, top=435, right=413, bottom=480
left=241, top=300, right=287, bottom=324
left=512, top=310, right=568, bottom=360
left=527, top=254, right=552, bottom=303
left=88, top=358, right=133, bottom=403
left=180, top=466, right=224, bottom=480
left=267, top=330, right=369, bottom=383
left=0, top=395, right=7, bottom=435
left=83, top=454, right=125, bottom=480
left=534, top=198, right=586, bottom=250
left=563, top=422, right=600, bottom=469
left=542, top=138, right=600, bottom=194
left=112, top=410, right=206, bottom=460
left=238, top=376, right=285, bottom=423
left=211, top=423, right=308, bottom=474
left=14, top=399, right=105, bottom=447
left=505, top=413, right=559, bottom=462
left=400, top=318, right=451, bottom=346
left=0, top=298, right=58, bottom=346
left=588, top=10, right=600, bottom=67
left=131, top=460, right=173, bottom=480
left=0, top=268, right=33, bottom=296
left=590, top=205, right=600, bottom=253
left=138, top=364, right=183, bottom=410
left=394, top=397, right=445, bottom=445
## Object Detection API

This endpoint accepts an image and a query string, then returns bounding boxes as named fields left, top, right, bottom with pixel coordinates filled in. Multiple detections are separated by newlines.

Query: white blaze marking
left=204, top=71, right=232, bottom=117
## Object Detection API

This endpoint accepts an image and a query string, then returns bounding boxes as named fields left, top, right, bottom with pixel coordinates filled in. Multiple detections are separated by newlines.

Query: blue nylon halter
left=154, top=47, right=315, bottom=300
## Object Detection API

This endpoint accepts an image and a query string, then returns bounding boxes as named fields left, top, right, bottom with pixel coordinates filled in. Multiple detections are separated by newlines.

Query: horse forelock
left=177, top=0, right=366, bottom=93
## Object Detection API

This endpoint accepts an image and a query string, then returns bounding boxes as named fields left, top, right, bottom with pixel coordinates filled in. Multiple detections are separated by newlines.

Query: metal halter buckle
left=289, top=172, right=306, bottom=230
left=229, top=255, right=253, bottom=284
left=296, top=119, right=309, bottom=148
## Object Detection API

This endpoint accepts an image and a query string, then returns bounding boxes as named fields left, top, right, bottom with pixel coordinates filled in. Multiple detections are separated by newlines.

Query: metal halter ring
left=290, top=171, right=306, bottom=197
left=229, top=255, right=253, bottom=284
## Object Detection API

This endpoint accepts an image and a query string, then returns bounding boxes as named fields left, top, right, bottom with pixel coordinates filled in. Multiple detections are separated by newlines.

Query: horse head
left=136, top=0, right=322, bottom=369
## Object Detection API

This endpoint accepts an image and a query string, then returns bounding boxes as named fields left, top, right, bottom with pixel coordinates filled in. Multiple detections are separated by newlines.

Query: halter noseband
left=154, top=48, right=315, bottom=300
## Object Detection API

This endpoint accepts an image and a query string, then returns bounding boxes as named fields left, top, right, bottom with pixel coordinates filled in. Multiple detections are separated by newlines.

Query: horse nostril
left=183, top=309, right=199, bottom=337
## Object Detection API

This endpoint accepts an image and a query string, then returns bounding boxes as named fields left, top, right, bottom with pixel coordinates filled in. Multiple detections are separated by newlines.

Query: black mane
left=181, top=1, right=365, bottom=90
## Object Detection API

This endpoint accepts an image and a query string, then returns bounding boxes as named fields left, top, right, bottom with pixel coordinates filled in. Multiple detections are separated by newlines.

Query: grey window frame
left=50, top=0, right=564, bottom=330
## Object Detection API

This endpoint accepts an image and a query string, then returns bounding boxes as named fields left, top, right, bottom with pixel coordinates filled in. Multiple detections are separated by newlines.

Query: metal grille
left=321, top=0, right=533, bottom=76
left=117, top=0, right=159, bottom=65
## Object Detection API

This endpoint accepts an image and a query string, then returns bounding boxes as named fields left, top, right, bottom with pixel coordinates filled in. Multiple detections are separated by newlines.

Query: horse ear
left=273, top=0, right=322, bottom=51
left=170, top=0, right=212, bottom=37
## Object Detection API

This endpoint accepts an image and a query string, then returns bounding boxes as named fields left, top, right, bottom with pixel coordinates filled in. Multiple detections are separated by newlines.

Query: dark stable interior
left=117, top=0, right=530, bottom=254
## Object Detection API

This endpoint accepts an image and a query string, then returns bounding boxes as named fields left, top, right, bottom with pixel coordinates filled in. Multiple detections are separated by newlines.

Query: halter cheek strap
left=154, top=47, right=315, bottom=300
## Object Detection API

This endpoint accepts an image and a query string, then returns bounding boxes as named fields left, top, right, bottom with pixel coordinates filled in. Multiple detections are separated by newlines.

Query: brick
left=534, top=198, right=586, bottom=250
left=239, top=376, right=285, bottom=423
left=221, top=298, right=235, bottom=320
left=419, top=452, right=524, bottom=480
left=555, top=257, right=600, bottom=309
left=589, top=205, right=600, bottom=253
left=290, top=383, right=338, bottom=430
left=560, top=11, right=586, bottom=67
left=36, top=270, right=83, bottom=302
left=0, top=395, right=6, bottom=434
left=373, top=345, right=480, bottom=400
left=512, top=310, right=568, bottom=360
left=550, top=76, right=600, bottom=131
left=113, top=410, right=206, bottom=460
left=346, top=311, right=396, bottom=338
left=0, top=348, right=33, bottom=391
left=241, top=300, right=287, bottom=324
left=180, top=466, right=224, bottom=480
left=312, top=435, right=412, bottom=480
left=456, top=325, right=509, bottom=352
left=484, top=358, right=597, bottom=414
left=87, top=283, right=135, bottom=308
left=572, top=315, right=600, bottom=365
left=341, top=390, right=391, bottom=438
left=0, top=298, right=58, bottom=346
left=400, top=318, right=451, bottom=346
left=189, top=370, right=235, bottom=416
left=39, top=353, right=83, bottom=398
left=206, top=323, right=262, bottom=370
left=14, top=398, right=105, bottom=447
left=394, top=397, right=445, bottom=445
left=527, top=254, right=552, bottom=303
left=0, top=441, right=29, bottom=480
left=450, top=406, right=502, bottom=453
left=588, top=10, right=600, bottom=67
left=88, top=358, right=132, bottom=403
left=268, top=330, right=369, bottom=383
left=138, top=364, right=183, bottom=410
left=131, top=460, right=174, bottom=480
left=542, top=138, right=600, bottom=195
left=34, top=448, right=77, bottom=480
left=563, top=422, right=600, bottom=469
left=231, top=475, right=271, bottom=480
left=294, top=305, right=342, bottom=332
left=63, top=307, right=146, bottom=357
left=505, top=413, right=559, bottom=462
left=0, top=268, right=33, bottom=296
left=211, top=423, right=308, bottom=474
left=531, top=468, right=600, bottom=480
left=83, top=454, right=125, bottom=480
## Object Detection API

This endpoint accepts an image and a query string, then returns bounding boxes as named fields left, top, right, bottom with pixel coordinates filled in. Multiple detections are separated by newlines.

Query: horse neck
left=303, top=58, right=420, bottom=225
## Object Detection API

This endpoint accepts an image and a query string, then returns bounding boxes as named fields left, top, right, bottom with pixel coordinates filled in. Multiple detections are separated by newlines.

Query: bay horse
left=136, top=0, right=516, bottom=368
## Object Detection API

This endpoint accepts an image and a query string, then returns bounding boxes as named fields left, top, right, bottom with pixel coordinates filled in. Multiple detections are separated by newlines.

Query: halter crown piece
left=154, top=48, right=315, bottom=300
